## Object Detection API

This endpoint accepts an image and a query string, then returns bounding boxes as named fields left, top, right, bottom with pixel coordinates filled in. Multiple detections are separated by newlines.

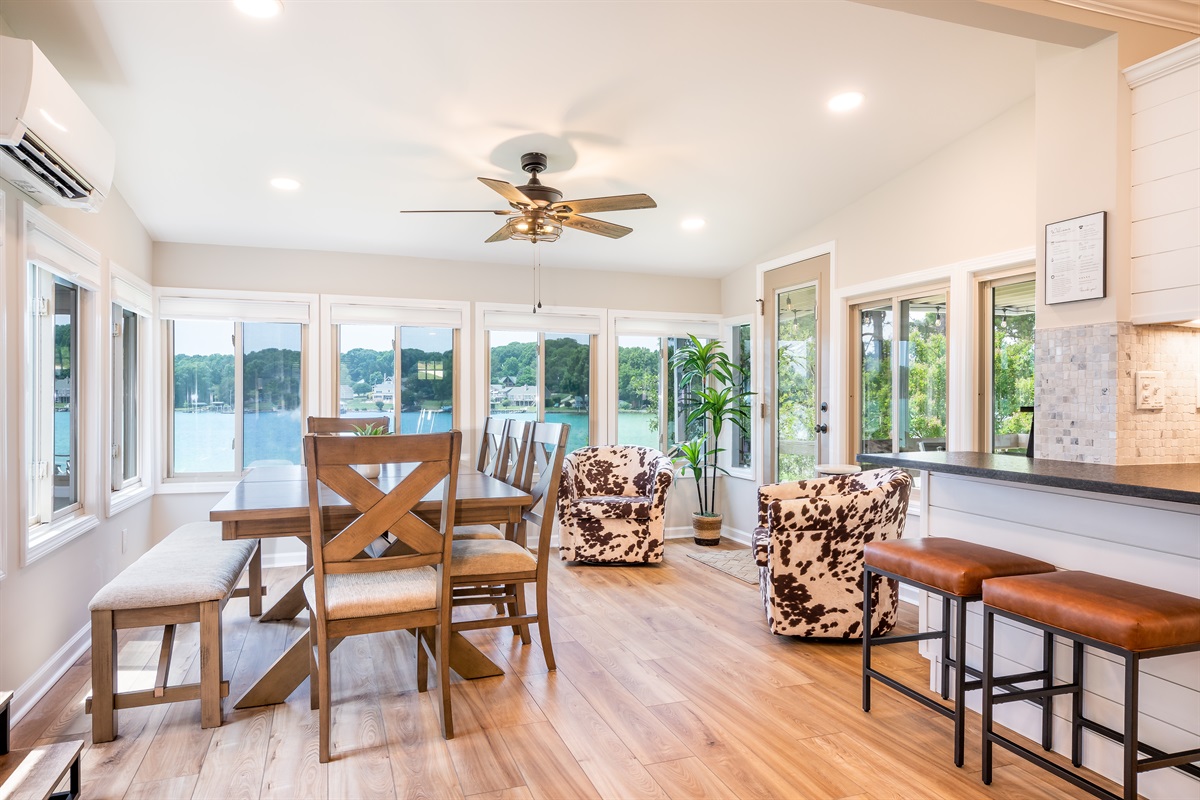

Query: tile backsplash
left=1035, top=322, right=1199, bottom=464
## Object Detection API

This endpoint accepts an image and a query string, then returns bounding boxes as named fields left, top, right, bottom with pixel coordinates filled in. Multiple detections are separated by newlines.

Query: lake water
left=162, top=409, right=659, bottom=473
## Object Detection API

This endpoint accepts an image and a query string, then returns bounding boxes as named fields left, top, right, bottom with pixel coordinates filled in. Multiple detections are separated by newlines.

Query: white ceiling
left=2, top=0, right=1045, bottom=278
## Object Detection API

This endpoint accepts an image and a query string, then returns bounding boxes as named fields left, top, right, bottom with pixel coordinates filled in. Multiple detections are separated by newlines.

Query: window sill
left=157, top=480, right=238, bottom=495
left=108, top=483, right=152, bottom=517
left=724, top=467, right=754, bottom=481
left=24, top=513, right=99, bottom=567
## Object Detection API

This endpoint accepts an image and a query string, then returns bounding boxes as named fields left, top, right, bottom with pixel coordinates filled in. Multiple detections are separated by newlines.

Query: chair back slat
left=324, top=552, right=442, bottom=574
left=477, top=417, right=509, bottom=475
left=495, top=419, right=535, bottom=488
left=307, top=415, right=390, bottom=435
left=319, top=460, right=449, bottom=562
left=522, top=422, right=569, bottom=558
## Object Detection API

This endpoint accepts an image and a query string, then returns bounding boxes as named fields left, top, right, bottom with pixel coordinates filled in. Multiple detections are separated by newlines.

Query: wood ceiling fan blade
left=550, top=193, right=657, bottom=214
left=479, top=177, right=534, bottom=207
left=485, top=224, right=513, bottom=243
left=560, top=214, right=633, bottom=239
left=399, top=209, right=516, bottom=214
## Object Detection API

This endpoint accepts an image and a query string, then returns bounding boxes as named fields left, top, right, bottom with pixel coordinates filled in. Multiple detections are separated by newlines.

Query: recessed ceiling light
left=270, top=177, right=300, bottom=191
left=234, top=0, right=283, bottom=18
left=681, top=217, right=706, bottom=232
left=828, top=91, right=864, bottom=113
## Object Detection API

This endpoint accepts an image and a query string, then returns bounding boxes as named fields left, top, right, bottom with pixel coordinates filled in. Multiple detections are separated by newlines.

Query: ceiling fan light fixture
left=506, top=213, right=561, bottom=243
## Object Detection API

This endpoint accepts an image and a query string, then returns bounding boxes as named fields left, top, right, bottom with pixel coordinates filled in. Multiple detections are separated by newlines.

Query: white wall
left=717, top=97, right=1037, bottom=538
left=0, top=178, right=156, bottom=716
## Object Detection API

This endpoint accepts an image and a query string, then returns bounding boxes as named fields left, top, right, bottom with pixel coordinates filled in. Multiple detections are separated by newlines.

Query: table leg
left=260, top=568, right=312, bottom=622
left=235, top=628, right=503, bottom=708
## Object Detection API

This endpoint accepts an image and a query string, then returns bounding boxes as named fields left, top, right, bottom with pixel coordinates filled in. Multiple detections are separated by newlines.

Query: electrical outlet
left=121, top=528, right=127, bottom=553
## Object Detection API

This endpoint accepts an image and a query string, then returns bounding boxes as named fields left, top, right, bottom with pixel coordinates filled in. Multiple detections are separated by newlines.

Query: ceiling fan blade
left=560, top=214, right=633, bottom=239
left=550, top=193, right=657, bottom=214
left=479, top=177, right=534, bottom=207
left=399, top=209, right=515, bottom=214
left=484, top=224, right=513, bottom=243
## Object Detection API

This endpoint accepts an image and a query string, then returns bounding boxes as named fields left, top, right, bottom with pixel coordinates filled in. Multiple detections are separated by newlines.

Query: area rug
left=687, top=547, right=759, bottom=585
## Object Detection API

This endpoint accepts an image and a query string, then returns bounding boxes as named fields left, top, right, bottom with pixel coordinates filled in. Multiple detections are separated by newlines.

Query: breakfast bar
left=858, top=452, right=1200, bottom=800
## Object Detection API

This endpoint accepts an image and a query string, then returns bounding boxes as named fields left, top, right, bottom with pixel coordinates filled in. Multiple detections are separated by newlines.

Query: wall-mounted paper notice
left=1046, top=211, right=1106, bottom=305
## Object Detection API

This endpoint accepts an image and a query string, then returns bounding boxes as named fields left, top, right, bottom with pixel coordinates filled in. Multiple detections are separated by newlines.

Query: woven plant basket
left=692, top=513, right=723, bottom=546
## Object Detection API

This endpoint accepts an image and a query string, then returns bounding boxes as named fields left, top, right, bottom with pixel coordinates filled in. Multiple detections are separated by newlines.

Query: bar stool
left=982, top=571, right=1200, bottom=800
left=862, top=538, right=1057, bottom=767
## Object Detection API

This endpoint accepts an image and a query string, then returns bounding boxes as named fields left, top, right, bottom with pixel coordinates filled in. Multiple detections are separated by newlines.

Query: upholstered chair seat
left=302, top=567, right=436, bottom=621
left=557, top=446, right=674, bottom=564
left=754, top=468, right=911, bottom=638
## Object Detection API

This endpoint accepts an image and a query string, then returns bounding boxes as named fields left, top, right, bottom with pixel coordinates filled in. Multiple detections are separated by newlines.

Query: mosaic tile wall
left=1034, top=323, right=1119, bottom=463
left=1035, top=322, right=1200, bottom=464
left=1116, top=323, right=1200, bottom=464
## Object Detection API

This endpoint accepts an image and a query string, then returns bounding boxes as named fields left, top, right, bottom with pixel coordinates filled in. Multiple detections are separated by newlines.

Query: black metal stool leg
left=1041, top=631, right=1054, bottom=751
left=953, top=594, right=968, bottom=768
left=981, top=606, right=995, bottom=785
left=941, top=595, right=952, bottom=700
left=862, top=567, right=874, bottom=713
left=1123, top=652, right=1139, bottom=800
left=1071, top=641, right=1084, bottom=768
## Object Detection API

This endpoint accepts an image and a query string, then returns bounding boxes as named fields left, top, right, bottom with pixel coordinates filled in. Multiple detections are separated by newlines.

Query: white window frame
left=608, top=309, right=721, bottom=455
left=722, top=315, right=754, bottom=479
left=157, top=288, right=318, bottom=493
left=477, top=302, right=605, bottom=453
left=977, top=268, right=1037, bottom=455
left=0, top=190, right=7, bottom=581
left=107, top=264, right=153, bottom=516
left=320, top=294, right=469, bottom=438
left=21, top=204, right=101, bottom=565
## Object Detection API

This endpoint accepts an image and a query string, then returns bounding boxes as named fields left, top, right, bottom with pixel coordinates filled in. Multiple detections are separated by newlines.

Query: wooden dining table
left=209, top=464, right=531, bottom=709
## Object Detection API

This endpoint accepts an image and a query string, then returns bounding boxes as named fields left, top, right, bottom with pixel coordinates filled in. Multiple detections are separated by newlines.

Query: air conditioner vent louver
left=0, top=130, right=91, bottom=201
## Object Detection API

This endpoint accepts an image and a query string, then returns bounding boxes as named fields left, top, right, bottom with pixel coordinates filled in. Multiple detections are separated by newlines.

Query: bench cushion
left=89, top=521, right=257, bottom=611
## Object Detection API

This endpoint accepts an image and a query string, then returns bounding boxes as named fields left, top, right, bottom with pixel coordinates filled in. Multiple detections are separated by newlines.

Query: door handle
left=814, top=423, right=828, bottom=434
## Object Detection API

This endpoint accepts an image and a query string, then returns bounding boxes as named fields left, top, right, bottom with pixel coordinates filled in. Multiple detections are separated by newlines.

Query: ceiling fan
left=400, top=152, right=656, bottom=243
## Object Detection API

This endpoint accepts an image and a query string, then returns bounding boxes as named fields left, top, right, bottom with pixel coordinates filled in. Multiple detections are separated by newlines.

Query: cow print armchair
left=557, top=446, right=674, bottom=563
left=753, top=468, right=911, bottom=637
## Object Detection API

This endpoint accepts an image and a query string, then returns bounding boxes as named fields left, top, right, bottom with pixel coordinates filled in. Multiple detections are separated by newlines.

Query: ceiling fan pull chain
left=536, top=243, right=543, bottom=310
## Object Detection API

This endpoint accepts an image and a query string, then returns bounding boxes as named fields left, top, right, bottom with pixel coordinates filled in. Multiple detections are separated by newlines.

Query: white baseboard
left=666, top=525, right=753, bottom=545
left=263, top=550, right=308, bottom=569
left=899, top=583, right=921, bottom=606
left=11, top=623, right=91, bottom=725
left=720, top=526, right=753, bottom=546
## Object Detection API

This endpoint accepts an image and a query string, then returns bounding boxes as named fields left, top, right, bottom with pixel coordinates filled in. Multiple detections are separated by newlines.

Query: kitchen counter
left=855, top=451, right=1200, bottom=506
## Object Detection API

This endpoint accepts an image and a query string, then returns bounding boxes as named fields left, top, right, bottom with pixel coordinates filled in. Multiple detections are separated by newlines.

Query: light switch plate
left=1135, top=370, right=1166, bottom=410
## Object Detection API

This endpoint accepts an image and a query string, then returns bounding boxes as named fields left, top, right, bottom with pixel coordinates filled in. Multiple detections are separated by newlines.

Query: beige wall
left=153, top=242, right=722, bottom=315
left=0, top=177, right=155, bottom=707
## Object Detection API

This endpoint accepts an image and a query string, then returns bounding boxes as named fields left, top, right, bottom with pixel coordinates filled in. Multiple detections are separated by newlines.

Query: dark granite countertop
left=855, top=451, right=1200, bottom=506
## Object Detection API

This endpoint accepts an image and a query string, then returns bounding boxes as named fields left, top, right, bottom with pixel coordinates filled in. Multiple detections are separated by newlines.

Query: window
left=731, top=322, right=752, bottom=470
left=488, top=330, right=592, bottom=452
left=336, top=324, right=456, bottom=433
left=614, top=335, right=705, bottom=453
left=854, top=290, right=949, bottom=458
left=112, top=305, right=139, bottom=489
left=984, top=276, right=1035, bottom=454
left=23, top=206, right=102, bottom=559
left=163, top=295, right=310, bottom=478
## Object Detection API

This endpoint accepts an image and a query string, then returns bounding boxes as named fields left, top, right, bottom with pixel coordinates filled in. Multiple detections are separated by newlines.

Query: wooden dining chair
left=476, top=416, right=508, bottom=475
left=450, top=421, right=568, bottom=669
left=302, top=430, right=461, bottom=762
left=306, top=415, right=390, bottom=434
left=455, top=419, right=534, bottom=541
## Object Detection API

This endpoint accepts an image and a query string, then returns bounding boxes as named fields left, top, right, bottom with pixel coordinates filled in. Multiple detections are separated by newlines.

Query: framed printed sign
left=1045, top=211, right=1106, bottom=305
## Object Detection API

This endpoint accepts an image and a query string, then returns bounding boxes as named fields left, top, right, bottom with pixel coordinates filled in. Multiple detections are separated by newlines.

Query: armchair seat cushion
left=574, top=496, right=653, bottom=520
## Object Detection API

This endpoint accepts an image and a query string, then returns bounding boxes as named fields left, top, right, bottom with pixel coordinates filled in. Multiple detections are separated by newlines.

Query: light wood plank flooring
left=14, top=539, right=1106, bottom=800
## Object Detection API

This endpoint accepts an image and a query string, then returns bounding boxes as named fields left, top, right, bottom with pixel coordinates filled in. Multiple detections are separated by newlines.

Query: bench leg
left=90, top=609, right=118, bottom=743
left=199, top=601, right=223, bottom=729
left=248, top=544, right=263, bottom=617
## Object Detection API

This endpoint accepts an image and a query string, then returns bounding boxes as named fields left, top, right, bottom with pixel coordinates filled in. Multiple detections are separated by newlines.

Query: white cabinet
left=1125, top=40, right=1200, bottom=325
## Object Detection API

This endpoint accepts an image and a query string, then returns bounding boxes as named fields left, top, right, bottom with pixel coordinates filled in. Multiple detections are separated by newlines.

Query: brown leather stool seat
left=861, top=537, right=1057, bottom=768
left=981, top=571, right=1200, bottom=800
left=865, top=539, right=1055, bottom=596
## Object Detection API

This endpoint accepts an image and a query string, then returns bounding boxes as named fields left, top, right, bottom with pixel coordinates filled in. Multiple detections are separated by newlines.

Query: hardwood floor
left=14, top=539, right=1103, bottom=800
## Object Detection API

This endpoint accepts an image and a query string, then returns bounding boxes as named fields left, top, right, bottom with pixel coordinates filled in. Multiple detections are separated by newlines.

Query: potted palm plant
left=670, top=334, right=752, bottom=545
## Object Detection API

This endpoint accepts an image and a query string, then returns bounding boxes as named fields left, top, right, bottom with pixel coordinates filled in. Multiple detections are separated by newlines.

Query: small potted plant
left=352, top=421, right=388, bottom=478
left=670, top=335, right=752, bottom=545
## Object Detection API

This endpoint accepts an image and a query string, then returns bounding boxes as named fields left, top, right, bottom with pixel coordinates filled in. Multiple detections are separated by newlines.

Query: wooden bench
left=0, top=691, right=82, bottom=800
left=86, top=521, right=260, bottom=743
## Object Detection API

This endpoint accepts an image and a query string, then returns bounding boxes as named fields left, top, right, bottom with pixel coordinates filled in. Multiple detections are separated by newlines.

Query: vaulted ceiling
left=1, top=0, right=1053, bottom=277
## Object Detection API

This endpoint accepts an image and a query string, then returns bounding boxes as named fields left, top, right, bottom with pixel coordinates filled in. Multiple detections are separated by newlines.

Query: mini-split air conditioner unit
left=0, top=35, right=114, bottom=212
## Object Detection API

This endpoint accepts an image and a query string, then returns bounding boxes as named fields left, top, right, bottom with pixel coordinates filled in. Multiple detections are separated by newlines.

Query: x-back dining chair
left=450, top=421, right=569, bottom=670
left=455, top=419, right=534, bottom=541
left=476, top=416, right=509, bottom=475
left=307, top=415, right=390, bottom=435
left=302, top=430, right=461, bottom=762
